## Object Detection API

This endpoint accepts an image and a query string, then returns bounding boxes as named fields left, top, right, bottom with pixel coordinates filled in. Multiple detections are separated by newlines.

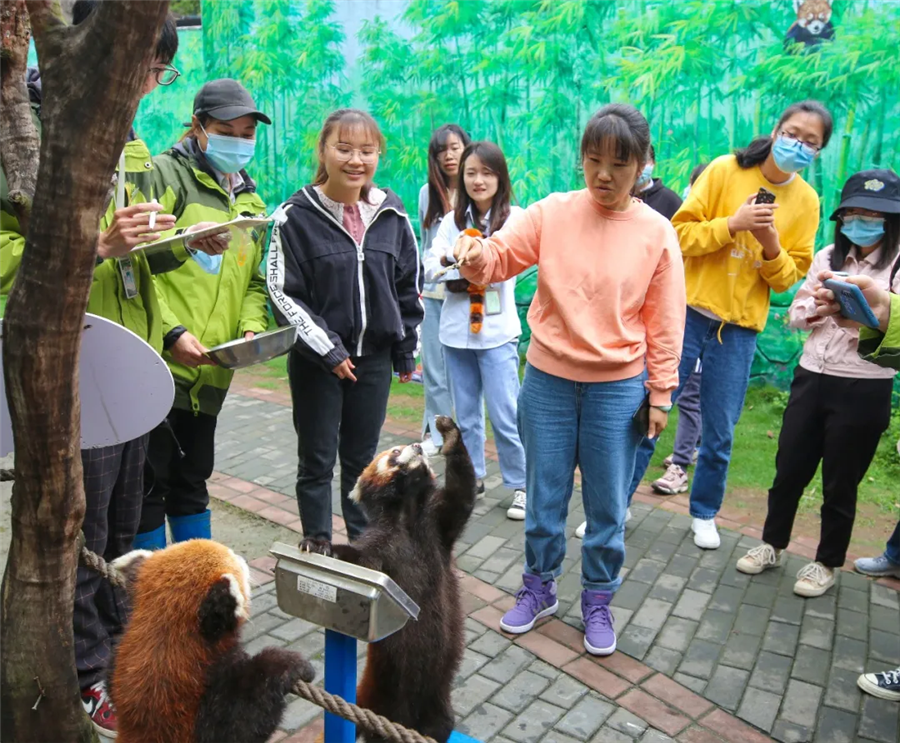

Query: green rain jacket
left=858, top=294, right=900, bottom=371
left=1, top=137, right=187, bottom=352
left=151, top=137, right=269, bottom=417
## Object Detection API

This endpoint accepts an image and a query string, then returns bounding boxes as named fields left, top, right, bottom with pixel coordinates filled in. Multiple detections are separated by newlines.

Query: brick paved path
left=214, top=392, right=900, bottom=743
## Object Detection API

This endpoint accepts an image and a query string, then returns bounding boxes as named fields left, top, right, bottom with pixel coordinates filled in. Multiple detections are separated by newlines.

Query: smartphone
left=633, top=394, right=651, bottom=437
left=823, top=279, right=881, bottom=329
left=756, top=187, right=776, bottom=205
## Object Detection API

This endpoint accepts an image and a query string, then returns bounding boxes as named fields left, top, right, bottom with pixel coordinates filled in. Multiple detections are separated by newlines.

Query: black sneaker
left=475, top=480, right=485, bottom=499
left=857, top=667, right=900, bottom=701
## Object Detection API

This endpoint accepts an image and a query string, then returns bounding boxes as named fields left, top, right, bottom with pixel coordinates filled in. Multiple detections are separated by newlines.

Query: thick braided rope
left=77, top=543, right=438, bottom=743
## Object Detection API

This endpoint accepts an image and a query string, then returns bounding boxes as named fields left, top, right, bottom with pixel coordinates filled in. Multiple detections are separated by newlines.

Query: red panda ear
left=198, top=574, right=245, bottom=643
left=109, top=549, right=153, bottom=597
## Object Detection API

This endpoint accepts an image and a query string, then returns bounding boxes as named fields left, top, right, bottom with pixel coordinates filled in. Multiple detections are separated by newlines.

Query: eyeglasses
left=778, top=130, right=822, bottom=156
left=840, top=214, right=884, bottom=225
left=150, top=65, right=181, bottom=86
left=329, top=144, right=380, bottom=163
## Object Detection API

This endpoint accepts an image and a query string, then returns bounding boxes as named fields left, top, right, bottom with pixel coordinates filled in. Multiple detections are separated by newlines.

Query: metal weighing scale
left=271, top=543, right=480, bottom=743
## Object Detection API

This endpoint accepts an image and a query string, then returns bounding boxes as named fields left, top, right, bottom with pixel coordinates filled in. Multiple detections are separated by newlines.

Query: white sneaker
left=421, top=436, right=440, bottom=457
left=691, top=517, right=720, bottom=549
left=507, top=490, right=526, bottom=520
left=736, top=544, right=782, bottom=575
left=575, top=521, right=586, bottom=539
left=794, top=561, right=835, bottom=598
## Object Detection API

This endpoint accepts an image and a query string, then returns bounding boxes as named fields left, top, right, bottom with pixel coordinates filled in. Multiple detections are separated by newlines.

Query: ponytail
left=734, top=137, right=773, bottom=169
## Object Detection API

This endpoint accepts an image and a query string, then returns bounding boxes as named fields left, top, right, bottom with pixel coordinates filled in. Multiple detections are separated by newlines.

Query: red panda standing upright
left=300, top=416, right=477, bottom=743
left=107, top=540, right=315, bottom=743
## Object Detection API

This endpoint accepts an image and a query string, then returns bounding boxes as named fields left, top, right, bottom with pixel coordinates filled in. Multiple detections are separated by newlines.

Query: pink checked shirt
left=789, top=244, right=899, bottom=380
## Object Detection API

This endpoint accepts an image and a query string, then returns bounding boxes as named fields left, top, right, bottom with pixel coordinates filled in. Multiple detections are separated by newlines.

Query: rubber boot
left=168, top=509, right=212, bottom=543
left=131, top=524, right=167, bottom=551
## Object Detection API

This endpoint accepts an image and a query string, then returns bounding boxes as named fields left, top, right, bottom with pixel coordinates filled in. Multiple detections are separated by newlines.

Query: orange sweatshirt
left=459, top=190, right=686, bottom=406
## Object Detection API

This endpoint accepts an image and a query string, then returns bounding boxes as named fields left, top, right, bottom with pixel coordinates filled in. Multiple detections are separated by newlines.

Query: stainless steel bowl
left=205, top=325, right=296, bottom=369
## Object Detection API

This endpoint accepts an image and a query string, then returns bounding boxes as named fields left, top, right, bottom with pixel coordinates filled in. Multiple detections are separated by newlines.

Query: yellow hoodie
left=673, top=154, right=819, bottom=332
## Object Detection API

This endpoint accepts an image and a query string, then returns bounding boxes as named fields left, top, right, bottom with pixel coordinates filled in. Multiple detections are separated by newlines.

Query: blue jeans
left=518, top=364, right=644, bottom=592
left=672, top=362, right=702, bottom=468
left=421, top=297, right=454, bottom=447
left=629, top=308, right=758, bottom=519
left=444, top=341, right=526, bottom=489
left=886, top=521, right=900, bottom=565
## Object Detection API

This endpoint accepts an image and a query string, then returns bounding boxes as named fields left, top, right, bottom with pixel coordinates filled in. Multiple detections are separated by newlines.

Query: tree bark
left=0, top=2, right=169, bottom=741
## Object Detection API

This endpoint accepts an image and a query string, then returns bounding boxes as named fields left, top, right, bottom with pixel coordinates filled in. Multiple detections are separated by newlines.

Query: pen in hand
left=148, top=186, right=157, bottom=231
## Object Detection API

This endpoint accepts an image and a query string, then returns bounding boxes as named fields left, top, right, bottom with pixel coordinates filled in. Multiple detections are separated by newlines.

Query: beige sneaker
left=736, top=544, right=783, bottom=575
left=652, top=464, right=688, bottom=495
left=794, top=561, right=835, bottom=597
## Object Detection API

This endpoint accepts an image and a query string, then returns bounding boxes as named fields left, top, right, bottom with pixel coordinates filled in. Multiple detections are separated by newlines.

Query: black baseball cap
left=184, top=79, right=272, bottom=126
left=830, top=168, right=900, bottom=220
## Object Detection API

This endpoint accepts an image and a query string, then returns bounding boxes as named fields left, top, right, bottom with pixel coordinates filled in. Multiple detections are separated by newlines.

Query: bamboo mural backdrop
left=132, top=0, right=900, bottom=392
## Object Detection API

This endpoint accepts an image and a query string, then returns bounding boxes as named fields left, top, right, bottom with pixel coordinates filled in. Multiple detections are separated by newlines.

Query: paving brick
left=823, top=666, right=862, bottom=713
left=644, top=646, right=683, bottom=675
left=699, top=708, right=776, bottom=743
left=554, top=694, right=615, bottom=739
left=641, top=672, right=714, bottom=719
left=615, top=580, right=654, bottom=611
left=538, top=732, right=580, bottom=743
left=537, top=619, right=586, bottom=652
left=285, top=631, right=324, bottom=660
left=269, top=617, right=318, bottom=643
left=649, top=574, right=688, bottom=604
left=480, top=645, right=534, bottom=683
left=500, top=699, right=565, bottom=743
left=799, top=616, right=834, bottom=650
left=770, top=719, right=812, bottom=742
left=707, top=585, right=744, bottom=613
left=452, top=674, right=501, bottom=717
left=870, top=582, right=900, bottom=610
left=748, top=650, right=793, bottom=694
left=694, top=609, right=734, bottom=645
left=617, top=624, right=659, bottom=661
left=703, top=665, right=749, bottom=712
left=859, top=694, right=900, bottom=743
left=457, top=648, right=491, bottom=680
left=813, top=706, right=857, bottom=743
left=675, top=726, right=723, bottom=743
left=870, top=604, right=900, bottom=635
left=618, top=688, right=691, bottom=736
left=280, top=697, right=321, bottom=731
left=592, top=652, right=655, bottom=684
left=869, top=628, right=900, bottom=663
left=780, top=679, right=823, bottom=729
left=631, top=598, right=675, bottom=633
left=790, top=645, right=831, bottom=681
left=687, top=568, right=721, bottom=594
left=672, top=672, right=706, bottom=695
left=678, top=639, right=721, bottom=680
left=526, top=659, right=561, bottom=680
left=831, top=634, right=866, bottom=672
left=591, top=726, right=634, bottom=742
left=719, top=632, right=762, bottom=671
left=562, top=657, right=631, bottom=699
left=540, top=676, right=589, bottom=709
left=736, top=686, right=779, bottom=733
left=242, top=611, right=290, bottom=641
left=630, top=559, right=669, bottom=586
left=763, top=620, right=801, bottom=657
left=656, top=617, right=699, bottom=654
left=835, top=607, right=868, bottom=641
left=664, top=555, right=699, bottom=580
left=605, top=708, right=650, bottom=738
left=462, top=702, right=515, bottom=742
left=771, top=594, right=806, bottom=625
left=490, top=671, right=551, bottom=713
left=640, top=732, right=676, bottom=743
left=466, top=535, right=509, bottom=560
left=733, top=603, right=771, bottom=636
left=742, top=582, right=778, bottom=609
left=671, top=590, right=710, bottom=622
left=469, top=630, right=512, bottom=658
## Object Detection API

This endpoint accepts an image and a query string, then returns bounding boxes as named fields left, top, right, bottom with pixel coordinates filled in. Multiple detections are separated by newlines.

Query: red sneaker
left=82, top=681, right=117, bottom=737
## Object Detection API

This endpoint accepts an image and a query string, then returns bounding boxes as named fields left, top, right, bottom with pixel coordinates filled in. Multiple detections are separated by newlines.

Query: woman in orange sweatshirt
left=453, top=104, right=685, bottom=656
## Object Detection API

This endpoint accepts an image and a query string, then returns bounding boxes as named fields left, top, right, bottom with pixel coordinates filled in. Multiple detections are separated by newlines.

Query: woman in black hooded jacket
left=267, top=109, right=423, bottom=541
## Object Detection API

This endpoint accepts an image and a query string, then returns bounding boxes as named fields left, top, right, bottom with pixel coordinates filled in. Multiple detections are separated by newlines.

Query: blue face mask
left=201, top=124, right=256, bottom=174
left=771, top=135, right=816, bottom=174
left=636, top=164, right=653, bottom=189
left=840, top=218, right=885, bottom=248
left=188, top=248, right=223, bottom=275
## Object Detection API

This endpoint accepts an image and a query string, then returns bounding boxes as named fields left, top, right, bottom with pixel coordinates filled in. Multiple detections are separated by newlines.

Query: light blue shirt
left=424, top=205, right=523, bottom=350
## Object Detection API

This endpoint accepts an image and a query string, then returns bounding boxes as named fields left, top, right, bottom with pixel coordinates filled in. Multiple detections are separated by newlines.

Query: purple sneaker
left=582, top=590, right=616, bottom=656
left=500, top=574, right=558, bottom=634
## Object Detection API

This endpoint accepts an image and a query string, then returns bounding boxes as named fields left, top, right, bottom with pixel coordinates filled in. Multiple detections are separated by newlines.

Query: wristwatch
left=653, top=404, right=673, bottom=413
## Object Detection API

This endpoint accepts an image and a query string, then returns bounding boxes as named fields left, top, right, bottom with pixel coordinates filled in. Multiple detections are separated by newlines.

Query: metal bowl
left=205, top=325, right=296, bottom=369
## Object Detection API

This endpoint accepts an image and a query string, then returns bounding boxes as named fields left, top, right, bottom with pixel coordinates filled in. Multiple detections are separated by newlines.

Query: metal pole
left=324, top=629, right=357, bottom=743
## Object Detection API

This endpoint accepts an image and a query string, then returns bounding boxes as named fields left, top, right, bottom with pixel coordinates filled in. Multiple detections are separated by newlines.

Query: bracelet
left=653, top=405, right=673, bottom=413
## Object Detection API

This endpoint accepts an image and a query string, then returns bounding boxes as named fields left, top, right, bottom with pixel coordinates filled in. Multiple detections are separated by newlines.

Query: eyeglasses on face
left=329, top=144, right=380, bottom=163
left=150, top=65, right=180, bottom=86
left=840, top=213, right=884, bottom=225
left=778, top=130, right=822, bottom=156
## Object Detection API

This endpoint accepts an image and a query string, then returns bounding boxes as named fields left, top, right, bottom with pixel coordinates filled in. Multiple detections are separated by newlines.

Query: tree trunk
left=0, top=2, right=169, bottom=741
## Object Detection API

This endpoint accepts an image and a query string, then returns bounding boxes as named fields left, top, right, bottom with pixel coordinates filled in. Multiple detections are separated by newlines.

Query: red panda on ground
left=107, top=539, right=315, bottom=743
left=300, top=416, right=477, bottom=743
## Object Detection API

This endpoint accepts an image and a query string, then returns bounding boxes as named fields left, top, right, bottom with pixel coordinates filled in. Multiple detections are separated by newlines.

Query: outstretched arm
left=196, top=646, right=315, bottom=743
left=431, top=416, right=477, bottom=552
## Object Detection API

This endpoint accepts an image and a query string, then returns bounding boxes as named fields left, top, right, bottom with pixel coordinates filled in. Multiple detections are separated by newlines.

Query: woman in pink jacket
left=736, top=169, right=900, bottom=597
left=453, top=104, right=685, bottom=656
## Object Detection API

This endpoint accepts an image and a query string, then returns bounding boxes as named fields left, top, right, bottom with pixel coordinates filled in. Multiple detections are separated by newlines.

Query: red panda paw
left=299, top=537, right=333, bottom=557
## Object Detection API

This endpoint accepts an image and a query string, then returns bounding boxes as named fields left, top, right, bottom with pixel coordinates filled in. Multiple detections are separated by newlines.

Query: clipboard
left=131, top=217, right=273, bottom=256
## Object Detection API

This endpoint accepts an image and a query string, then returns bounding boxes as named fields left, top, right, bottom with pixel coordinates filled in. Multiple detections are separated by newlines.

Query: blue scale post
left=322, top=629, right=481, bottom=743
left=324, top=629, right=358, bottom=743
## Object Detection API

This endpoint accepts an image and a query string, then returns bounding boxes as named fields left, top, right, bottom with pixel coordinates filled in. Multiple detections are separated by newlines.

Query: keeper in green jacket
left=133, top=79, right=272, bottom=550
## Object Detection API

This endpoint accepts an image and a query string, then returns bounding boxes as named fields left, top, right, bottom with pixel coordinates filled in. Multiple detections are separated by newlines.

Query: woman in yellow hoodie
left=628, top=100, right=833, bottom=551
